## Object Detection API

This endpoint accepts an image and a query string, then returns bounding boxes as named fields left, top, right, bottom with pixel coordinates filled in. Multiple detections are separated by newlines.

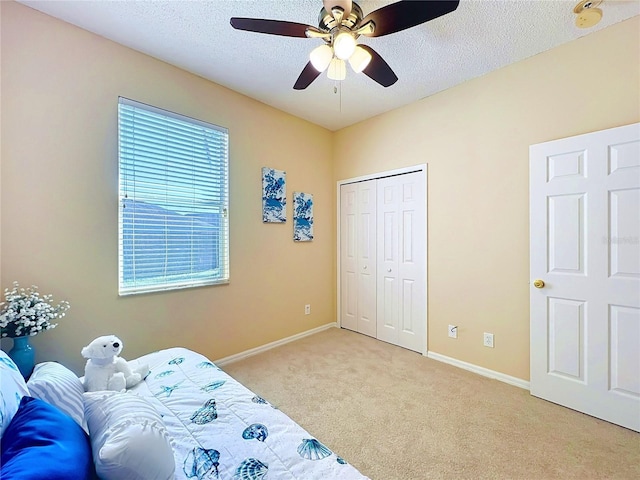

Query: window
left=118, top=98, right=229, bottom=295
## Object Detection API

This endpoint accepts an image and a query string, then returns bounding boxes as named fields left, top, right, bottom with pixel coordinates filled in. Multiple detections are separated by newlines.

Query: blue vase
left=9, top=336, right=35, bottom=379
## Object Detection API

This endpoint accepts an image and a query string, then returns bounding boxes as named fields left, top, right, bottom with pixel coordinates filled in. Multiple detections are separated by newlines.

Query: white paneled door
left=340, top=181, right=377, bottom=337
left=340, top=169, right=426, bottom=354
left=530, top=123, right=640, bottom=432
left=376, top=172, right=426, bottom=353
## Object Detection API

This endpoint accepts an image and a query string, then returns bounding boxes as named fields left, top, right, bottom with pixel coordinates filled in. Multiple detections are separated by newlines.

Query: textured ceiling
left=17, top=0, right=640, bottom=131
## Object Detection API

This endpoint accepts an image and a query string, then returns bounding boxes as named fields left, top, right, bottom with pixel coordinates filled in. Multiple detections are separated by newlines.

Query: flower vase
left=8, top=335, right=35, bottom=379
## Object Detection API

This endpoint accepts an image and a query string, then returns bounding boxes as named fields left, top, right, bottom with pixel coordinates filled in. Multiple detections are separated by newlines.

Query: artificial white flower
left=0, top=282, right=70, bottom=338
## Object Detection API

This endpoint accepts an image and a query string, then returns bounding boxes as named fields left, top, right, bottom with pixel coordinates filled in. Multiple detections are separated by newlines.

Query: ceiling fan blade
left=361, top=0, right=460, bottom=38
left=359, top=45, right=398, bottom=87
left=230, top=18, right=320, bottom=38
left=293, top=62, right=322, bottom=90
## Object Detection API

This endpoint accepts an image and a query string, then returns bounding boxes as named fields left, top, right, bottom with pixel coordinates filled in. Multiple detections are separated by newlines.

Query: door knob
left=533, top=279, right=545, bottom=289
left=363, top=265, right=367, bottom=269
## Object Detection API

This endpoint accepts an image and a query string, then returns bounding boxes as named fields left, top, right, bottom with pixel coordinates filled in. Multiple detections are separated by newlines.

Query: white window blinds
left=118, top=97, right=229, bottom=295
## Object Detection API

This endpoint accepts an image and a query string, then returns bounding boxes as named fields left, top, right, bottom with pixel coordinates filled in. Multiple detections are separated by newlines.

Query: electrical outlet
left=483, top=332, right=494, bottom=348
left=304, top=304, right=311, bottom=315
left=448, top=325, right=458, bottom=339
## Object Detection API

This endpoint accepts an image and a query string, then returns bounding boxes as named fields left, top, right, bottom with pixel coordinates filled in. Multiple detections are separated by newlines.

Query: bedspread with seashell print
left=129, top=347, right=370, bottom=480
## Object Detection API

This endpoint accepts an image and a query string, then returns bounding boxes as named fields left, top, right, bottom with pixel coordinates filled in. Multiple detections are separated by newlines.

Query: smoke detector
left=574, top=0, right=603, bottom=28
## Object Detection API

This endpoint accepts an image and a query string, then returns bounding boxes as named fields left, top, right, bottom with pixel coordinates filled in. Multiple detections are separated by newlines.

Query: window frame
left=117, top=97, right=230, bottom=296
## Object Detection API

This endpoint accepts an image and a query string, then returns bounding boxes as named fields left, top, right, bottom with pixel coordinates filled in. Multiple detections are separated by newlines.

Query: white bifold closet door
left=340, top=170, right=426, bottom=353
left=376, top=173, right=426, bottom=353
left=340, top=180, right=377, bottom=337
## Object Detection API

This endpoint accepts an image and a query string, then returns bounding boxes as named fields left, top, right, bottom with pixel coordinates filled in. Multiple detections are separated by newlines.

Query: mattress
left=130, top=347, right=369, bottom=480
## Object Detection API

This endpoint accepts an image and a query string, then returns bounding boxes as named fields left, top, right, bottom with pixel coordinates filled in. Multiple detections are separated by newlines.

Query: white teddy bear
left=81, top=335, right=149, bottom=392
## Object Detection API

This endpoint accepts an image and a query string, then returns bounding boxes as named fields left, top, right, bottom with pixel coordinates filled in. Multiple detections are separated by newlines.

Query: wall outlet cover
left=448, top=325, right=458, bottom=339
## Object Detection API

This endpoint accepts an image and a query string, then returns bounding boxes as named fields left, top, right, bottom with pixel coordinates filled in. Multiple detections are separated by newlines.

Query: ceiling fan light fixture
left=348, top=45, right=372, bottom=73
left=231, top=0, right=461, bottom=90
left=333, top=31, right=356, bottom=60
left=327, top=58, right=346, bottom=81
left=310, top=44, right=333, bottom=72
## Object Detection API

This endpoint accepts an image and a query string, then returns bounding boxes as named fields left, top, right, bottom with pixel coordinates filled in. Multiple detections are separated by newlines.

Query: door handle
left=533, top=279, right=545, bottom=289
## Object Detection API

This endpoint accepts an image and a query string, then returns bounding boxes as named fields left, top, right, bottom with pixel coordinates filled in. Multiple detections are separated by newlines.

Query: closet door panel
left=340, top=180, right=377, bottom=337
left=340, top=184, right=358, bottom=331
left=357, top=181, right=377, bottom=337
left=397, top=174, right=426, bottom=352
left=377, top=172, right=426, bottom=352
left=377, top=181, right=400, bottom=344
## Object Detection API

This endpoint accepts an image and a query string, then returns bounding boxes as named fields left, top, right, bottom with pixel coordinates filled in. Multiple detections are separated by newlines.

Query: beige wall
left=334, top=16, right=640, bottom=380
left=1, top=1, right=334, bottom=374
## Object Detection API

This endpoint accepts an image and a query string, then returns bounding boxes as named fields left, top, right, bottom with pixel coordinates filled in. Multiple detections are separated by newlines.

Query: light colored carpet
left=222, top=327, right=639, bottom=480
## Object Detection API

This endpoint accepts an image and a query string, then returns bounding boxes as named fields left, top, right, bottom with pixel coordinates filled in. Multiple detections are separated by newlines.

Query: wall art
left=262, top=167, right=286, bottom=223
left=293, top=192, right=313, bottom=242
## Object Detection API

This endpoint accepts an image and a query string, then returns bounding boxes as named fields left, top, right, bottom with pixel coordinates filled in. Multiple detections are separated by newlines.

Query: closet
left=339, top=169, right=426, bottom=353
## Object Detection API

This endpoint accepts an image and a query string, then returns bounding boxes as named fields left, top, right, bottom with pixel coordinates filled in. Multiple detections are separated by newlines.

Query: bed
left=0, top=348, right=369, bottom=480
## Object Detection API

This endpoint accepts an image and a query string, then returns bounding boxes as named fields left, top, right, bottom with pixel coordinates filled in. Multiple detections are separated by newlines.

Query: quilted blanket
left=130, top=347, right=369, bottom=480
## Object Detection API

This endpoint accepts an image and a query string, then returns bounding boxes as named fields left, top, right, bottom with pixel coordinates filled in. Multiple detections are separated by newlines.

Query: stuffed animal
left=81, top=335, right=149, bottom=392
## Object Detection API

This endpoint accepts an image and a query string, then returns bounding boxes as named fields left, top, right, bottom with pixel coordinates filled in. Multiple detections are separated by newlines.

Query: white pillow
left=27, top=362, right=85, bottom=428
left=0, top=350, right=30, bottom=438
left=83, top=391, right=175, bottom=480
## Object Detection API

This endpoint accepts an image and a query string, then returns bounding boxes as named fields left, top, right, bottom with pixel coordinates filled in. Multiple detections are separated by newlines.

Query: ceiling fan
left=230, top=0, right=460, bottom=90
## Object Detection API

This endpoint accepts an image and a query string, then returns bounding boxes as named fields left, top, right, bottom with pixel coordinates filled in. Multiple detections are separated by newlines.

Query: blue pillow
left=0, top=396, right=97, bottom=480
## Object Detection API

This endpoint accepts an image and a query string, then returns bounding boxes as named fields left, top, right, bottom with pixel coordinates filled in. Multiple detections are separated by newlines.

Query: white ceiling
left=17, top=0, right=640, bottom=131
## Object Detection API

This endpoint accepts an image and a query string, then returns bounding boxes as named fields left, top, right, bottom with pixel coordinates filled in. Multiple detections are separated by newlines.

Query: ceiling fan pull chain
left=333, top=81, right=342, bottom=113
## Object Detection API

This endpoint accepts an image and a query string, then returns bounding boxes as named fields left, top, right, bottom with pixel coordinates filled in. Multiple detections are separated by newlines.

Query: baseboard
left=214, top=323, right=337, bottom=366
left=214, top=325, right=530, bottom=390
left=427, top=351, right=530, bottom=390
